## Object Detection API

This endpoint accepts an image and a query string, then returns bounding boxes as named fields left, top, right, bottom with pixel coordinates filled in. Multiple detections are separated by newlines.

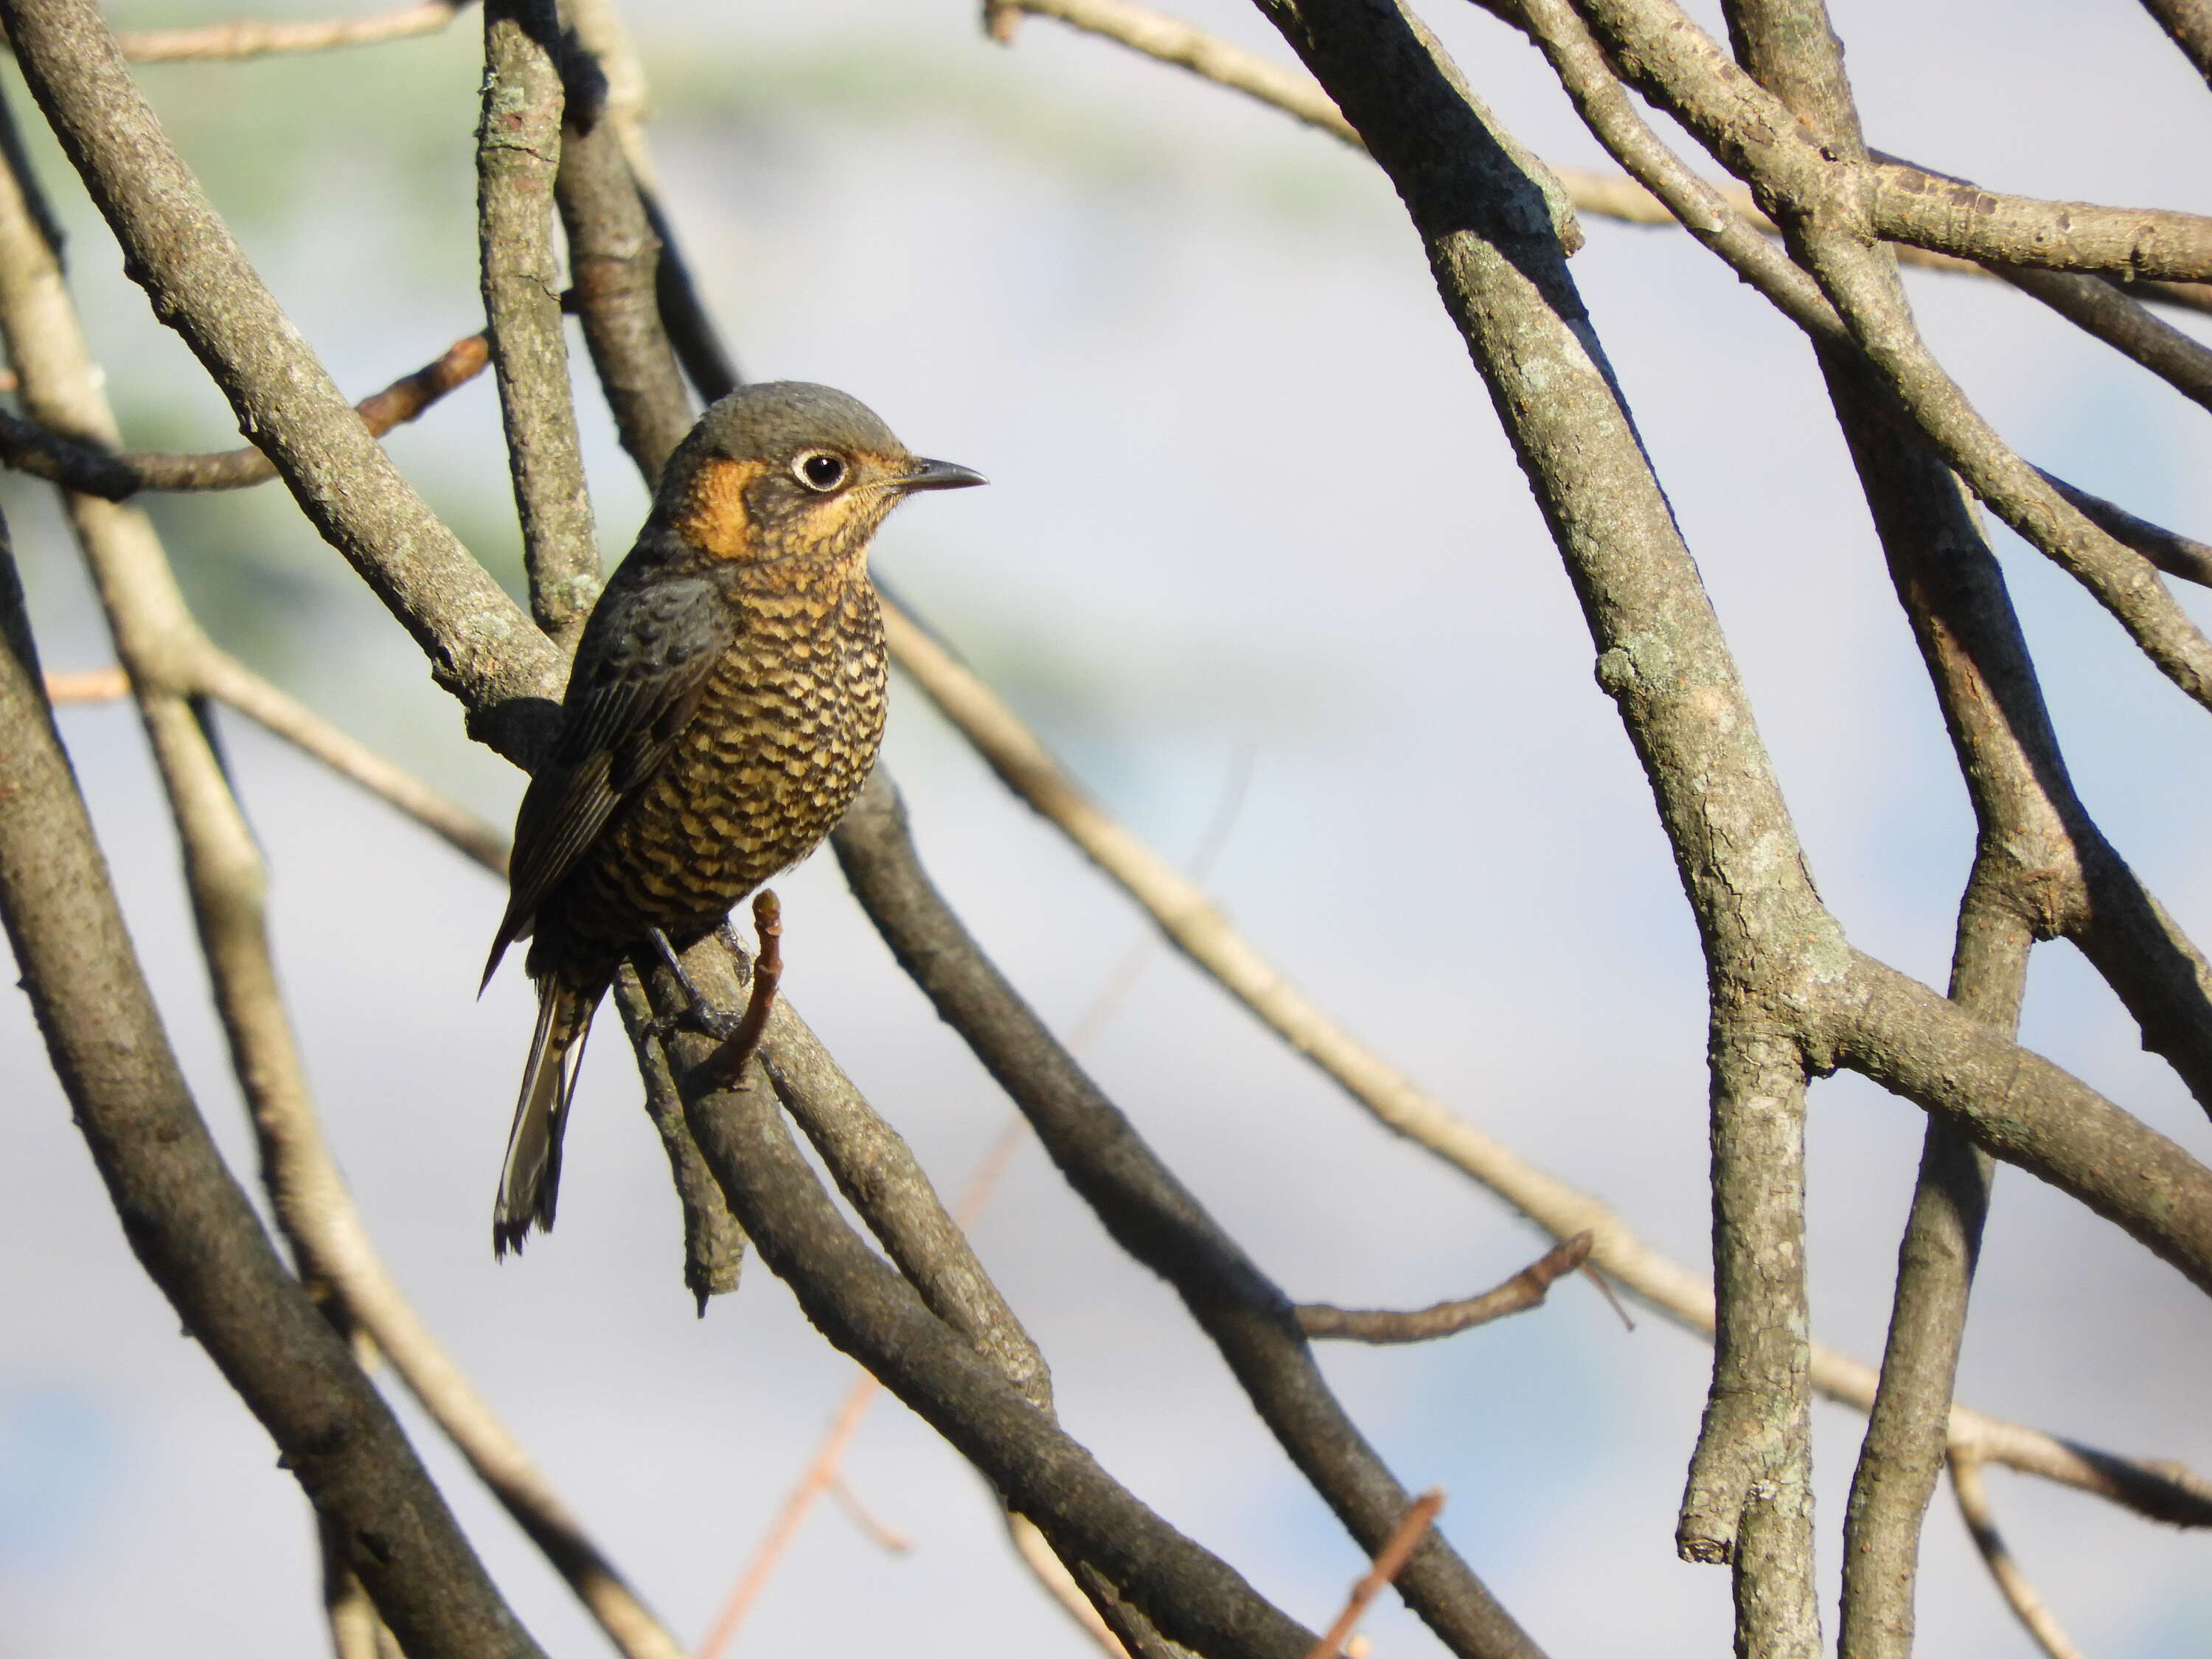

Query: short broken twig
left=1298, top=1233, right=1593, bottom=1343
left=1303, top=1489, right=1445, bottom=1659
left=690, top=891, right=782, bottom=1091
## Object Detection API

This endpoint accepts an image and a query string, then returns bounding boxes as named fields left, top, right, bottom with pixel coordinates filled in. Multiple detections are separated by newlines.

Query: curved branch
left=1298, top=1234, right=1591, bottom=1342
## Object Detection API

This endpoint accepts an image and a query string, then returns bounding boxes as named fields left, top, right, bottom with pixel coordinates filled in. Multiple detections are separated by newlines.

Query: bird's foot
left=639, top=928, right=743, bottom=1043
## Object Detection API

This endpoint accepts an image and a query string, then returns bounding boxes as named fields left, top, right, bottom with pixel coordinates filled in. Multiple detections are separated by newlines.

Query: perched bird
left=481, top=382, right=984, bottom=1256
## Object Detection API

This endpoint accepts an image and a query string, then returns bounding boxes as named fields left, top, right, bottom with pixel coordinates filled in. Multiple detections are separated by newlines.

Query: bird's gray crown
left=689, top=381, right=908, bottom=465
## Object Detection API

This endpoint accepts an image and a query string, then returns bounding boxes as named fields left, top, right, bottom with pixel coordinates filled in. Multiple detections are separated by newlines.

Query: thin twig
left=1298, top=1234, right=1592, bottom=1343
left=1006, top=1514, right=1135, bottom=1659
left=693, top=1374, right=886, bottom=1659
left=114, top=0, right=468, bottom=63
left=1302, top=1490, right=1444, bottom=1659
left=198, top=648, right=510, bottom=874
left=42, top=664, right=126, bottom=701
left=0, top=330, right=490, bottom=500
left=1947, top=1453, right=2088, bottom=1659
left=825, top=1476, right=912, bottom=1554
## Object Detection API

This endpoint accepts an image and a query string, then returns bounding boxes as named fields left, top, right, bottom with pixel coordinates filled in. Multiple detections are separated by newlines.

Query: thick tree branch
left=0, top=524, right=544, bottom=1659
left=636, top=1000, right=1321, bottom=1659
left=1701, top=10, right=1993, bottom=1649
left=479, top=0, right=597, bottom=642
left=1675, top=1019, right=1818, bottom=1658
left=1827, top=376, right=2018, bottom=1659
left=1863, top=157, right=2212, bottom=284
left=1826, top=953, right=2212, bottom=1292
left=2140, top=0, right=2212, bottom=86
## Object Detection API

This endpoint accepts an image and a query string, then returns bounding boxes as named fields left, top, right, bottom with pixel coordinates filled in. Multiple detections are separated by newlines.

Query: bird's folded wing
left=485, top=574, right=740, bottom=977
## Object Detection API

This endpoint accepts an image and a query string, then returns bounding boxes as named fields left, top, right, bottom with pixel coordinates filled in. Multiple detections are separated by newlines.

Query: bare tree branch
left=114, top=0, right=470, bottom=63
left=2140, top=0, right=2212, bottom=84
left=1001, top=0, right=2212, bottom=313
left=197, top=647, right=512, bottom=872
left=1994, top=264, right=2212, bottom=417
left=632, top=972, right=1324, bottom=1659
left=0, top=331, right=489, bottom=498
left=1297, top=1234, right=1592, bottom=1342
left=0, top=521, right=546, bottom=1659
left=1303, top=1491, right=1444, bottom=1659
left=611, top=972, right=748, bottom=1312
left=881, top=599, right=2212, bottom=1522
left=479, top=0, right=597, bottom=643
left=1947, top=1453, right=2089, bottom=1659
left=1, top=0, right=565, bottom=762
left=1826, top=380, right=2017, bottom=1659
left=0, top=113, right=691, bottom=1659
left=554, top=49, right=692, bottom=481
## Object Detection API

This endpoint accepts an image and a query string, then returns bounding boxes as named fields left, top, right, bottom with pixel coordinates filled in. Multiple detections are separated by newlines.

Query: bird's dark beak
left=898, top=457, right=987, bottom=493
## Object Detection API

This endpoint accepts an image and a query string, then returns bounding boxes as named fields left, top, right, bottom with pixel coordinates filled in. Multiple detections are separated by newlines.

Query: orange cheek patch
left=669, top=457, right=769, bottom=559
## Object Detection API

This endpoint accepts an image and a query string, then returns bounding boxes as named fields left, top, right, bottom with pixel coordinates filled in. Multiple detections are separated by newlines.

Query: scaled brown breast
left=554, top=574, right=887, bottom=962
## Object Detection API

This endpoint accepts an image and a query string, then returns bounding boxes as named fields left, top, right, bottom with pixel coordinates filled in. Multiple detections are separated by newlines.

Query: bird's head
left=657, top=381, right=984, bottom=571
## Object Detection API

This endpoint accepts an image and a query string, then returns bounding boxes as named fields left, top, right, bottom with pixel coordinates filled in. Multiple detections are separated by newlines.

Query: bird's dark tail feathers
left=493, top=978, right=599, bottom=1258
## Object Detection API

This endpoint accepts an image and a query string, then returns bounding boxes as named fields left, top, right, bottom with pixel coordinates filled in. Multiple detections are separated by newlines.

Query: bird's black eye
left=794, top=451, right=847, bottom=492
